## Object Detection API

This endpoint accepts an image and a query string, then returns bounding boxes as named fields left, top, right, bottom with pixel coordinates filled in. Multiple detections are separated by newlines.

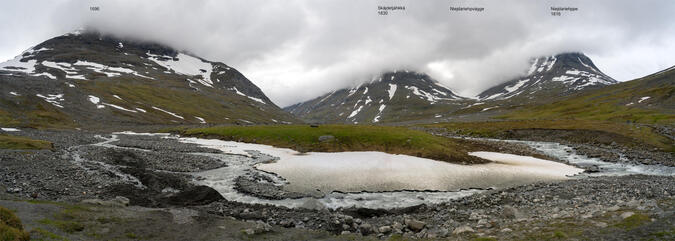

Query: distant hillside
left=478, top=52, right=617, bottom=100
left=285, top=71, right=474, bottom=124
left=502, top=65, right=674, bottom=124
left=0, top=31, right=298, bottom=128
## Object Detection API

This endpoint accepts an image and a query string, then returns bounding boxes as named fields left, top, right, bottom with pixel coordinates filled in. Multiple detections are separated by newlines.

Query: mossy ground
left=2, top=200, right=376, bottom=241
left=171, top=124, right=491, bottom=164
left=0, top=206, right=30, bottom=241
left=0, top=135, right=53, bottom=150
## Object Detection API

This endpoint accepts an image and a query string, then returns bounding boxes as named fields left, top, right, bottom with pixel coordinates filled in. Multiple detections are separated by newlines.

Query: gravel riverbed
left=1, top=128, right=673, bottom=240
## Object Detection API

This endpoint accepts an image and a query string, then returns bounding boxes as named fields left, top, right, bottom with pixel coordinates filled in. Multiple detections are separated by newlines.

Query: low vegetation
left=501, top=70, right=675, bottom=124
left=0, top=206, right=30, bottom=241
left=171, top=124, right=489, bottom=164
left=0, top=135, right=53, bottom=150
left=424, top=119, right=673, bottom=152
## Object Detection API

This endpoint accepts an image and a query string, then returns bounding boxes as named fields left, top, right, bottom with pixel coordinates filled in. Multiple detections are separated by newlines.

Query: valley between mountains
left=0, top=31, right=673, bottom=241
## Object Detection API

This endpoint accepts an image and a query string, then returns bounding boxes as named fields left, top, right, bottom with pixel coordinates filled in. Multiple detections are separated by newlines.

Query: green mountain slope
left=0, top=31, right=298, bottom=129
left=502, top=66, right=675, bottom=124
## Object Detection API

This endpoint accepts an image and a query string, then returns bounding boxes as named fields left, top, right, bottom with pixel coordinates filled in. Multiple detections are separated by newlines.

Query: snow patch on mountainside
left=88, top=95, right=105, bottom=109
left=152, top=106, right=184, bottom=119
left=387, top=84, right=397, bottom=100
left=36, top=94, right=64, bottom=108
left=103, top=103, right=137, bottom=113
left=147, top=52, right=214, bottom=87
left=231, top=87, right=266, bottom=104
left=348, top=105, right=363, bottom=119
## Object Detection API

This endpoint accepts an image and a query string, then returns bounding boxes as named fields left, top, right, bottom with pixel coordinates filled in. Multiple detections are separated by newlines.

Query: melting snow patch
left=566, top=69, right=581, bottom=75
left=33, top=72, right=56, bottom=79
left=504, top=79, right=529, bottom=93
left=152, top=106, right=184, bottom=119
left=364, top=96, right=372, bottom=105
left=118, top=42, right=124, bottom=48
left=147, top=52, right=214, bottom=87
left=481, top=106, right=498, bottom=112
left=36, top=94, right=64, bottom=108
left=463, top=102, right=484, bottom=109
left=88, top=95, right=100, bottom=103
left=0, top=56, right=36, bottom=73
left=74, top=61, right=138, bottom=78
left=195, top=116, right=206, bottom=124
left=1, top=128, right=20, bottom=132
left=65, top=82, right=75, bottom=88
left=348, top=105, right=363, bottom=118
left=102, top=103, right=137, bottom=113
left=135, top=108, right=147, bottom=113
left=388, top=84, right=397, bottom=100
left=231, top=87, right=266, bottom=104
left=113, top=95, right=122, bottom=100
left=88, top=95, right=105, bottom=109
left=42, top=61, right=87, bottom=79
left=405, top=85, right=449, bottom=104
left=638, top=96, right=651, bottom=103
left=9, top=92, right=19, bottom=96
left=372, top=104, right=387, bottom=123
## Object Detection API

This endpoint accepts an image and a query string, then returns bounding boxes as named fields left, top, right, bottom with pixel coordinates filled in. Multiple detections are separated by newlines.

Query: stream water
left=83, top=132, right=674, bottom=210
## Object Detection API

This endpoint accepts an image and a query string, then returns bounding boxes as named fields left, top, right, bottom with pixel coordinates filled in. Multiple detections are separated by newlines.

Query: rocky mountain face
left=286, top=53, right=621, bottom=124
left=285, top=71, right=471, bottom=124
left=478, top=53, right=617, bottom=100
left=0, top=31, right=297, bottom=128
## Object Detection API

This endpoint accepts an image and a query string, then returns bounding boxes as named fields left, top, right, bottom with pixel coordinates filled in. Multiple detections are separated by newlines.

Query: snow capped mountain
left=286, top=53, right=620, bottom=124
left=0, top=31, right=296, bottom=128
left=478, top=53, right=617, bottom=100
left=285, top=71, right=467, bottom=124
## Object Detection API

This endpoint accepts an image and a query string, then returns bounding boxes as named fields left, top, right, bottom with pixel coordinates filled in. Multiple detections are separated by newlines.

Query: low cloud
left=1, top=0, right=674, bottom=106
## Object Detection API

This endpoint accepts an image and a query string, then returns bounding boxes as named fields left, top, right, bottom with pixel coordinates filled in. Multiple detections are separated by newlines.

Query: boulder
left=358, top=223, right=374, bottom=235
left=452, top=225, right=475, bottom=235
left=378, top=225, right=392, bottom=234
left=620, top=211, right=635, bottom=219
left=254, top=221, right=272, bottom=233
left=405, top=219, right=426, bottom=232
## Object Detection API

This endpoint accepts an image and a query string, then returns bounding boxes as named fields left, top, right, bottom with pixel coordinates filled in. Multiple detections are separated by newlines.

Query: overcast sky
left=1, top=0, right=674, bottom=106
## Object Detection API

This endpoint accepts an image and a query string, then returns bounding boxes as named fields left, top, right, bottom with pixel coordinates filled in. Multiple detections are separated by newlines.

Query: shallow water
left=85, top=133, right=673, bottom=210
left=178, top=136, right=588, bottom=209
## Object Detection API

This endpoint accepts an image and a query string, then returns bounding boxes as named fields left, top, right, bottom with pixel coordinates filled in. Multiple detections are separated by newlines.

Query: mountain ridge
left=0, top=31, right=298, bottom=128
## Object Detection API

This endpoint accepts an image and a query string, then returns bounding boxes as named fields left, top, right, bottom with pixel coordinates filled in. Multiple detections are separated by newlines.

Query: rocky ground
left=1, top=128, right=673, bottom=240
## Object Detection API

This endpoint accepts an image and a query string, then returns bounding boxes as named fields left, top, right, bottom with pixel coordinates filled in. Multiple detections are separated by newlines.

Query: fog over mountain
left=1, top=0, right=674, bottom=106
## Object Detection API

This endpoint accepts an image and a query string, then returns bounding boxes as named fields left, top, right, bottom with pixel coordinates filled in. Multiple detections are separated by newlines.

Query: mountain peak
left=0, top=31, right=298, bottom=127
left=285, top=71, right=466, bottom=124
left=477, top=52, right=617, bottom=100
